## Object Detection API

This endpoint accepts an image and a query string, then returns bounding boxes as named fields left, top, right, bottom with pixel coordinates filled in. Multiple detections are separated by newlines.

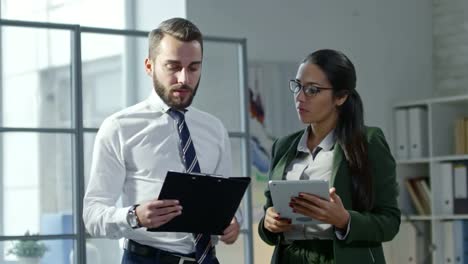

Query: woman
left=258, top=49, right=400, bottom=264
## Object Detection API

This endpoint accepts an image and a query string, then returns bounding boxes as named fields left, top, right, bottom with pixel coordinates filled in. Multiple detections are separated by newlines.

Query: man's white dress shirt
left=83, top=90, right=238, bottom=254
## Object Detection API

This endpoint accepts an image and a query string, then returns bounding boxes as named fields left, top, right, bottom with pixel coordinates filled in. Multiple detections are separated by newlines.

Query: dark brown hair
left=148, top=17, right=203, bottom=60
left=303, top=49, right=373, bottom=211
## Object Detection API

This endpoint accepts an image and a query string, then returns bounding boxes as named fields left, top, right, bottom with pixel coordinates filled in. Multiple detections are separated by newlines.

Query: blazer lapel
left=330, top=142, right=354, bottom=209
left=270, top=136, right=302, bottom=181
left=330, top=142, right=344, bottom=187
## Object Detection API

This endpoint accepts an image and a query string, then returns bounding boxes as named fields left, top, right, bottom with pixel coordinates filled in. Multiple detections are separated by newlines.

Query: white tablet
left=268, top=179, right=329, bottom=225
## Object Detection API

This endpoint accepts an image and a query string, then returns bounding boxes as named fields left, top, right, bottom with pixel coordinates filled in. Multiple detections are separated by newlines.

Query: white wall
left=131, top=0, right=187, bottom=101
left=433, top=0, right=468, bottom=95
left=186, top=0, right=434, bottom=141
left=133, top=0, right=186, bottom=31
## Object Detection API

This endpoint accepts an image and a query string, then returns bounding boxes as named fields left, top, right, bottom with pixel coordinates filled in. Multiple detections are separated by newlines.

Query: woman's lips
left=297, top=107, right=307, bottom=114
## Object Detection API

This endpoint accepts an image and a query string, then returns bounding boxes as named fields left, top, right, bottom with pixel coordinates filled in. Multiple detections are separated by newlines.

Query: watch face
left=129, top=215, right=138, bottom=227
left=128, top=215, right=136, bottom=227
left=127, top=209, right=139, bottom=228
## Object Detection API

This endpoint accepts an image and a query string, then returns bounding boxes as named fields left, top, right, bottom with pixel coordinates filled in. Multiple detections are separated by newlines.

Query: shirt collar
left=147, top=88, right=190, bottom=115
left=297, top=127, right=336, bottom=153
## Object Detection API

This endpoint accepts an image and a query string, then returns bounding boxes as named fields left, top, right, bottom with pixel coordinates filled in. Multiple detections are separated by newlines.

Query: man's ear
left=144, top=58, right=153, bottom=77
left=335, top=94, right=348, bottom=107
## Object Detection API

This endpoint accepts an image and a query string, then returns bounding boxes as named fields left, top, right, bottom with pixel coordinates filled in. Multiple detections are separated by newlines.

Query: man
left=83, top=17, right=241, bottom=264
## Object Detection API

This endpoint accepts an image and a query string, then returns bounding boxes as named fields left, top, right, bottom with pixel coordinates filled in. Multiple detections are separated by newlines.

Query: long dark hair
left=303, top=49, right=373, bottom=211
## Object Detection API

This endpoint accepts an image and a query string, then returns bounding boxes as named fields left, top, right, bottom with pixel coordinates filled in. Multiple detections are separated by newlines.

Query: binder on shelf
left=148, top=171, right=251, bottom=235
left=443, top=221, right=455, bottom=263
left=439, top=163, right=454, bottom=215
left=452, top=220, right=468, bottom=264
left=385, top=222, right=418, bottom=263
left=453, top=163, right=468, bottom=214
left=395, top=108, right=409, bottom=160
left=443, top=220, right=468, bottom=264
left=408, top=107, right=428, bottom=159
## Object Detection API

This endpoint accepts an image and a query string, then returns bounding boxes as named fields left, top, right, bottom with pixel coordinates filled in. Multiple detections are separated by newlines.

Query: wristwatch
left=126, top=204, right=141, bottom=229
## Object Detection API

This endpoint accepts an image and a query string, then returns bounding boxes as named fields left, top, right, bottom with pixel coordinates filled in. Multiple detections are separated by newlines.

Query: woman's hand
left=263, top=207, right=292, bottom=233
left=290, top=187, right=350, bottom=229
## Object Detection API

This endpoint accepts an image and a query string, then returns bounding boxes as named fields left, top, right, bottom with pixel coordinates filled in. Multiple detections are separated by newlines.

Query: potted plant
left=8, top=231, right=48, bottom=264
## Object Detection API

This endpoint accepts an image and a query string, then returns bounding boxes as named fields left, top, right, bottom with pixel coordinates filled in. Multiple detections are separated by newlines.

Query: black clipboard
left=147, top=171, right=251, bottom=235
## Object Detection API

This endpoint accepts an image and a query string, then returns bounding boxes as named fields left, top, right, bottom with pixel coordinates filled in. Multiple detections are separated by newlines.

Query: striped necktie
left=168, top=109, right=219, bottom=264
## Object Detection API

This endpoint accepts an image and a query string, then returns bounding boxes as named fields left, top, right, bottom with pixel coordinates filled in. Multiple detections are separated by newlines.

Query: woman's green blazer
left=258, top=127, right=401, bottom=264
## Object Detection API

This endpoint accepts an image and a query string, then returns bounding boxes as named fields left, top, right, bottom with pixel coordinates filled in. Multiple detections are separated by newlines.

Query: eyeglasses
left=289, top=80, right=333, bottom=96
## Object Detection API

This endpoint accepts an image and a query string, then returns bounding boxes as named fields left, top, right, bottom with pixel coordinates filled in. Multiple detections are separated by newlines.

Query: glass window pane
left=1, top=26, right=72, bottom=128
left=2, top=238, right=74, bottom=263
left=81, top=33, right=148, bottom=128
left=230, top=137, right=244, bottom=178
left=0, top=0, right=125, bottom=29
left=2, top=132, right=73, bottom=236
left=83, top=132, right=96, bottom=188
left=85, top=238, right=122, bottom=263
left=192, top=42, right=242, bottom=132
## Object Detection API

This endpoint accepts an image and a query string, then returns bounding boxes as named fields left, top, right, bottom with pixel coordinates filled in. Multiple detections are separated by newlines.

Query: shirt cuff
left=335, top=215, right=351, bottom=240
left=234, top=210, right=243, bottom=228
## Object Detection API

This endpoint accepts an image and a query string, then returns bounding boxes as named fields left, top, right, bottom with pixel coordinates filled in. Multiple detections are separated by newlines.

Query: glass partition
left=1, top=26, right=72, bottom=128
left=0, top=20, right=251, bottom=263
left=193, top=42, right=242, bottom=132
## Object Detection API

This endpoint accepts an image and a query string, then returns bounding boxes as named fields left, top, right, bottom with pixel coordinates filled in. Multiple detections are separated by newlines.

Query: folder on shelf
left=443, top=220, right=468, bottom=263
left=395, top=108, right=409, bottom=160
left=386, top=222, right=418, bottom=263
left=408, top=107, right=428, bottom=159
left=439, top=163, right=454, bottom=215
left=452, top=220, right=468, bottom=264
left=453, top=163, right=468, bottom=214
left=147, top=171, right=251, bottom=235
left=443, top=221, right=455, bottom=263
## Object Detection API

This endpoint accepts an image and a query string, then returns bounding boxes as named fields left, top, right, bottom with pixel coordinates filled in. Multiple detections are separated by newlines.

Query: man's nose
left=177, top=68, right=189, bottom=84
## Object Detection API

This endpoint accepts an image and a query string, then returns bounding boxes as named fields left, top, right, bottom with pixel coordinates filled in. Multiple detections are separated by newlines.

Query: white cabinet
left=386, top=95, right=468, bottom=264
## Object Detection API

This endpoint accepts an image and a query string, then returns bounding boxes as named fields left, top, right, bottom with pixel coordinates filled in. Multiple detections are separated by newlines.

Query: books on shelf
left=394, top=95, right=468, bottom=264
left=455, top=117, right=468, bottom=155
left=405, top=177, right=431, bottom=215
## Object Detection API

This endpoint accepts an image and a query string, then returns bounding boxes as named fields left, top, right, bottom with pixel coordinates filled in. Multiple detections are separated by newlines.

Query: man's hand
left=263, top=207, right=292, bottom=233
left=135, top=199, right=182, bottom=228
left=220, top=217, right=240, bottom=244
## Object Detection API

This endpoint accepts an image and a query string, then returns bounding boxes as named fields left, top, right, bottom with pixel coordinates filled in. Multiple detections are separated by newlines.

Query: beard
left=153, top=73, right=199, bottom=110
